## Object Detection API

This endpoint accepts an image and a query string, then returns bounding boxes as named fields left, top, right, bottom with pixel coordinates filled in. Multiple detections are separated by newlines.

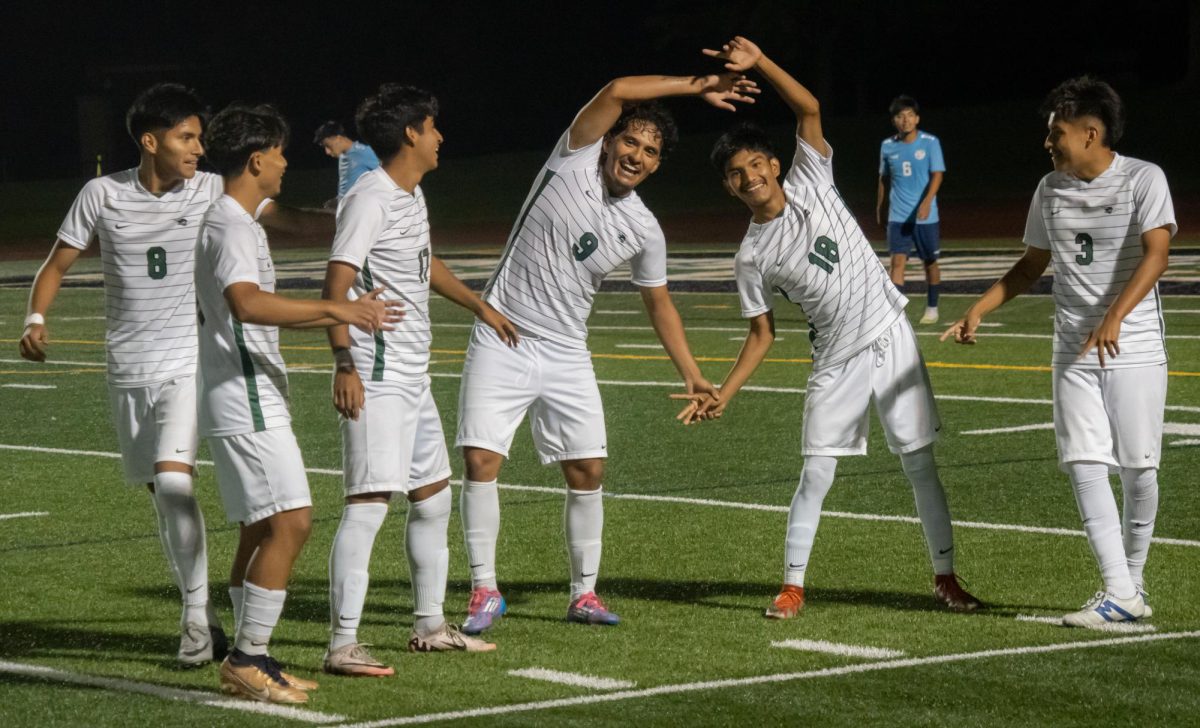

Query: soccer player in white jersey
left=677, top=37, right=981, bottom=619
left=196, top=104, right=401, bottom=704
left=943, top=77, right=1174, bottom=627
left=454, top=69, right=757, bottom=632
left=321, top=84, right=517, bottom=676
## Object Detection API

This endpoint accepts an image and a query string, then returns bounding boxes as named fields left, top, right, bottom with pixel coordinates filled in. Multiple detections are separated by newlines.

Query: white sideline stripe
left=2, top=383, right=57, bottom=389
left=594, top=310, right=639, bottom=315
left=0, top=659, right=345, bottom=723
left=1163, top=309, right=1200, bottom=313
left=508, top=668, right=635, bottom=690
left=0, top=511, right=49, bottom=520
left=771, top=640, right=905, bottom=659
left=0, top=358, right=106, bottom=367
left=336, top=631, right=1200, bottom=727
left=1171, top=439, right=1200, bottom=446
left=5, top=443, right=1200, bottom=548
left=962, top=423, right=1056, bottom=435
left=615, top=344, right=664, bottom=350
left=1015, top=615, right=1157, bottom=633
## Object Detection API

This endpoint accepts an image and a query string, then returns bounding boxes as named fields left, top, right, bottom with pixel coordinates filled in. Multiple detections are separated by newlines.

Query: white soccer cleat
left=178, top=622, right=227, bottom=667
left=919, top=307, right=939, bottom=324
left=408, top=623, right=496, bottom=653
left=1061, top=590, right=1146, bottom=628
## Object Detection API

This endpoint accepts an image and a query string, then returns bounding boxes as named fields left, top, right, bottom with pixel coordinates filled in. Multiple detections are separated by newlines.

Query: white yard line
left=1171, top=439, right=1200, bottom=446
left=771, top=640, right=905, bottom=659
left=614, top=344, right=665, bottom=350
left=962, top=423, right=1056, bottom=435
left=5, top=443, right=1199, bottom=548
left=1015, top=615, right=1157, bottom=633
left=0, top=659, right=345, bottom=723
left=2, top=383, right=57, bottom=389
left=0, top=511, right=49, bottom=521
left=333, top=631, right=1200, bottom=727
left=508, top=668, right=635, bottom=690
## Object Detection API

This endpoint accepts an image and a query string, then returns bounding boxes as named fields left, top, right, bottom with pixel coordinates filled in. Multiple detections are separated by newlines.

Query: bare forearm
left=1104, top=247, right=1169, bottom=324
left=27, top=265, right=66, bottom=317
left=259, top=201, right=335, bottom=240
left=430, top=256, right=484, bottom=315
left=233, top=289, right=341, bottom=329
left=752, top=54, right=818, bottom=118
left=967, top=257, right=1045, bottom=319
left=922, top=172, right=944, bottom=206
left=717, top=330, right=774, bottom=404
left=647, top=303, right=702, bottom=383
left=876, top=178, right=888, bottom=222
left=608, top=75, right=714, bottom=103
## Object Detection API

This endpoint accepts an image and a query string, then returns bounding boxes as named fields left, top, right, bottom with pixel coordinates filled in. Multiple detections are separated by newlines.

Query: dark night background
left=1, top=0, right=1197, bottom=244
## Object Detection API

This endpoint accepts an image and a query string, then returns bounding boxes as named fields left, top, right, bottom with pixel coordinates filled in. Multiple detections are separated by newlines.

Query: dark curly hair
left=204, top=104, right=290, bottom=177
left=1040, top=76, right=1124, bottom=147
left=355, top=84, right=439, bottom=161
left=709, top=122, right=778, bottom=173
left=607, top=101, right=678, bottom=160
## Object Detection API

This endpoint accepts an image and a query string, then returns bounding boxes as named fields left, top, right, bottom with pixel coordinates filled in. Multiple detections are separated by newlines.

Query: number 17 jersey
left=735, top=135, right=907, bottom=369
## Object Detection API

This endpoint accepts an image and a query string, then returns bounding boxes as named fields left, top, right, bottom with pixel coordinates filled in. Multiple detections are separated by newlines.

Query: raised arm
left=569, top=74, right=758, bottom=150
left=19, top=241, right=82, bottom=362
left=940, top=246, right=1051, bottom=345
left=704, top=36, right=826, bottom=156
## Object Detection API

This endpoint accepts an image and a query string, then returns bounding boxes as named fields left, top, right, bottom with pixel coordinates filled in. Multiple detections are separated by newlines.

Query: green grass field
left=2, top=282, right=1199, bottom=726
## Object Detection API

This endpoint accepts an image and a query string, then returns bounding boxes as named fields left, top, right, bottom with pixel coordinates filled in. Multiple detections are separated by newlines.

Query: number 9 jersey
left=57, top=169, right=224, bottom=386
left=735, top=135, right=908, bottom=369
left=1024, top=155, right=1176, bottom=369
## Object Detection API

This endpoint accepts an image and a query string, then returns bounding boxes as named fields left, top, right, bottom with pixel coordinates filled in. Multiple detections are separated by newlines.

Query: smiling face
left=721, top=147, right=783, bottom=212
left=601, top=119, right=663, bottom=197
left=252, top=145, right=288, bottom=198
left=409, top=115, right=442, bottom=172
left=1044, top=112, right=1104, bottom=175
left=892, top=107, right=919, bottom=138
left=144, top=115, right=205, bottom=183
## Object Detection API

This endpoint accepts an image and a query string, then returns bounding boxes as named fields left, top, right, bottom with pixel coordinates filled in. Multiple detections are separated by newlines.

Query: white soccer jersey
left=483, top=130, right=668, bottom=348
left=735, top=135, right=908, bottom=369
left=195, top=195, right=291, bottom=437
left=57, top=169, right=224, bottom=386
left=329, top=168, right=432, bottom=382
left=1024, top=154, right=1176, bottom=369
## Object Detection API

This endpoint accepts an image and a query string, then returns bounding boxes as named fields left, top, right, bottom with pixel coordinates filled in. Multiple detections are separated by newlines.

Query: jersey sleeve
left=735, top=245, right=773, bottom=318
left=329, top=191, right=388, bottom=269
left=629, top=218, right=668, bottom=287
left=547, top=129, right=604, bottom=173
left=785, top=135, right=835, bottom=188
left=1133, top=163, right=1177, bottom=239
left=210, top=220, right=265, bottom=291
left=56, top=178, right=105, bottom=249
left=929, top=137, right=946, bottom=173
left=1022, top=181, right=1051, bottom=250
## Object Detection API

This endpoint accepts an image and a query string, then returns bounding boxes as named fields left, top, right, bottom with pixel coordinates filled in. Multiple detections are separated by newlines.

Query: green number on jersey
left=1075, top=233, right=1094, bottom=266
left=146, top=246, right=167, bottom=279
left=418, top=248, right=430, bottom=283
left=573, top=232, right=598, bottom=261
left=808, top=236, right=840, bottom=274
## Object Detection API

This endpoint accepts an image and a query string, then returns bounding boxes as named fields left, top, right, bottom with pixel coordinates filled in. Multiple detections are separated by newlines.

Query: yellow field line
left=5, top=339, right=1198, bottom=377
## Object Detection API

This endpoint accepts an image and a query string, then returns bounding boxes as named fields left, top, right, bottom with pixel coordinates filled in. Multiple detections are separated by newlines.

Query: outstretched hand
left=670, top=391, right=724, bottom=425
left=939, top=314, right=980, bottom=345
left=703, top=36, right=763, bottom=73
left=346, top=287, right=406, bottom=333
left=698, top=72, right=760, bottom=111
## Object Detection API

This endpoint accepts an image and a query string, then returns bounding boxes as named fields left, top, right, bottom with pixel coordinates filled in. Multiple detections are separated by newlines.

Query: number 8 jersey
left=735, top=135, right=908, bottom=369
left=57, top=169, right=224, bottom=386
left=1024, top=155, right=1176, bottom=369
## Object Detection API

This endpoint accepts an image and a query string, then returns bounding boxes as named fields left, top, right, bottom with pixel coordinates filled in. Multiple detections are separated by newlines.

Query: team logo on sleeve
left=914, top=149, right=926, bottom=160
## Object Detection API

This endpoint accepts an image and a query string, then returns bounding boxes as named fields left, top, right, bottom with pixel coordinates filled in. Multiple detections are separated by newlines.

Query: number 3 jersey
left=482, top=130, right=668, bottom=349
left=57, top=169, right=224, bottom=386
left=735, top=135, right=908, bottom=370
left=328, top=167, right=433, bottom=382
left=1024, top=155, right=1176, bottom=369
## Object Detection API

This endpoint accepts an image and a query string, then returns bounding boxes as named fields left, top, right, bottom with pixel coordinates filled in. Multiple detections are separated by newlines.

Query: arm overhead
left=704, top=36, right=826, bottom=156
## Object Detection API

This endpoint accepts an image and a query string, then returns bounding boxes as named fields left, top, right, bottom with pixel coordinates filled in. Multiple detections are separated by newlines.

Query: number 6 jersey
left=1024, top=155, right=1176, bottom=369
left=735, top=135, right=908, bottom=370
left=57, top=169, right=224, bottom=386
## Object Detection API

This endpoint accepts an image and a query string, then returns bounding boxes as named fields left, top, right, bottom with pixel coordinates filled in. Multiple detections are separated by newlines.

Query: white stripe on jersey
left=195, top=196, right=290, bottom=437
left=1024, top=154, right=1176, bottom=369
left=484, top=131, right=668, bottom=348
left=329, top=168, right=432, bottom=382
left=735, top=137, right=907, bottom=369
left=57, top=169, right=223, bottom=386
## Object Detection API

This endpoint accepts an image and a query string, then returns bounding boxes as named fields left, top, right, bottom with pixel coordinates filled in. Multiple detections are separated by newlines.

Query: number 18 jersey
left=736, top=136, right=907, bottom=369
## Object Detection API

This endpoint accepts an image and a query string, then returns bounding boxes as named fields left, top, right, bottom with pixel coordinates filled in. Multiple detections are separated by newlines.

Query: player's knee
left=464, top=447, right=503, bottom=481
left=153, top=470, right=194, bottom=498
left=1119, top=467, right=1157, bottom=495
left=562, top=458, right=604, bottom=490
left=899, top=445, right=936, bottom=476
left=273, top=508, right=312, bottom=547
left=408, top=479, right=449, bottom=504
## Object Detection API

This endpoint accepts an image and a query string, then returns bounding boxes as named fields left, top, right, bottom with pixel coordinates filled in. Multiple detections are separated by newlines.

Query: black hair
left=1040, top=75, right=1124, bottom=147
left=607, top=101, right=678, bottom=160
left=125, top=83, right=206, bottom=144
left=889, top=95, right=919, bottom=116
left=204, top=104, right=291, bottom=177
left=355, top=84, right=439, bottom=160
left=313, top=120, right=345, bottom=144
left=709, top=122, right=778, bottom=173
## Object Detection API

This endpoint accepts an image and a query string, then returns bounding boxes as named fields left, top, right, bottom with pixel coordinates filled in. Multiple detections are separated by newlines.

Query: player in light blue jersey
left=314, top=120, right=382, bottom=201
left=877, top=96, right=945, bottom=324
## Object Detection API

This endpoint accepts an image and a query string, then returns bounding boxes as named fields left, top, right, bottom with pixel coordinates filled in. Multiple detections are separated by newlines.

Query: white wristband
left=24, top=313, right=45, bottom=328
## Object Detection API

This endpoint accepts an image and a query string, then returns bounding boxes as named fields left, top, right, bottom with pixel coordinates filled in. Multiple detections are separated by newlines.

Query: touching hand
left=478, top=303, right=519, bottom=347
left=702, top=35, right=763, bottom=72
left=345, top=287, right=406, bottom=333
left=698, top=72, right=760, bottom=111
left=1080, top=315, right=1121, bottom=367
left=670, top=391, right=724, bottom=425
left=939, top=312, right=981, bottom=345
left=19, top=323, right=48, bottom=362
left=332, top=367, right=365, bottom=420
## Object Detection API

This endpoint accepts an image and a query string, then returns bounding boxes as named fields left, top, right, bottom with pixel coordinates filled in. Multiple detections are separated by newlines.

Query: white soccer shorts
left=341, top=376, right=452, bottom=496
left=208, top=426, right=312, bottom=525
left=108, top=374, right=199, bottom=484
left=1052, top=363, right=1166, bottom=471
left=801, top=316, right=940, bottom=457
left=456, top=323, right=607, bottom=464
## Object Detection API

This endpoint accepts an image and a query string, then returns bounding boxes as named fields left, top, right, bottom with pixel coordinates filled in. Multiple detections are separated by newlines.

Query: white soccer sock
left=236, top=581, right=286, bottom=656
left=1120, top=467, right=1159, bottom=592
left=229, top=585, right=244, bottom=635
left=153, top=471, right=209, bottom=627
left=407, top=488, right=451, bottom=635
left=900, top=445, right=956, bottom=575
left=565, top=487, right=604, bottom=601
left=785, top=456, right=838, bottom=587
left=1068, top=462, right=1136, bottom=599
left=461, top=479, right=500, bottom=590
left=328, top=502, right=388, bottom=650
